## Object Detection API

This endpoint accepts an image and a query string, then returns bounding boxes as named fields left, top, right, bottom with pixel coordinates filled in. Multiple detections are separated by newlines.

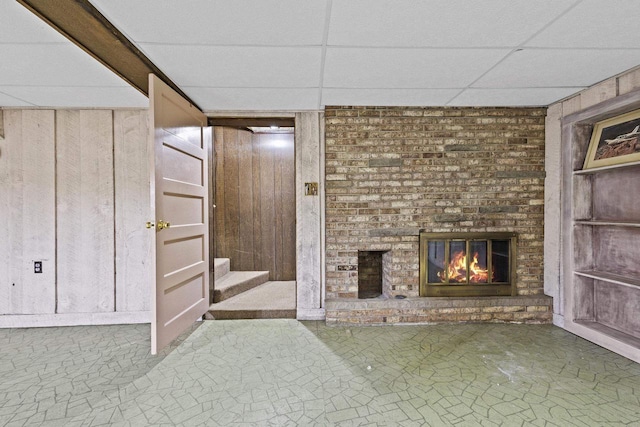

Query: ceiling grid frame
left=1, top=0, right=640, bottom=110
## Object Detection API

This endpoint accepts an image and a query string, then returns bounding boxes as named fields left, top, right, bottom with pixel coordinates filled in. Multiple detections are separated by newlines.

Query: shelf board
left=573, top=320, right=640, bottom=349
left=573, top=160, right=640, bottom=175
left=574, top=220, right=640, bottom=228
left=574, top=270, right=640, bottom=289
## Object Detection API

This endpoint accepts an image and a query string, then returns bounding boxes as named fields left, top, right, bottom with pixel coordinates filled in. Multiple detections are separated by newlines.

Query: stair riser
left=207, top=310, right=296, bottom=320
left=214, top=259, right=230, bottom=279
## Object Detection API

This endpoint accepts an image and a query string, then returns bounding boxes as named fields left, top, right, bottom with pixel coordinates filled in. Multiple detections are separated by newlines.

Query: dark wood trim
left=18, top=0, right=199, bottom=109
left=208, top=117, right=296, bottom=128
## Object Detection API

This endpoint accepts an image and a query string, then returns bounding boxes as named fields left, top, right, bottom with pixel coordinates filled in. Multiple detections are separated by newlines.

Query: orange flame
left=438, top=251, right=488, bottom=283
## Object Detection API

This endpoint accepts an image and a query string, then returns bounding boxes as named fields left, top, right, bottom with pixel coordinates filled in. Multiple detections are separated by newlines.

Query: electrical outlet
left=34, top=261, right=42, bottom=274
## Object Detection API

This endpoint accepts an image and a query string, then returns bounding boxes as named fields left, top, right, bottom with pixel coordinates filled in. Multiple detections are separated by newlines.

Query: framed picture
left=583, top=109, right=640, bottom=170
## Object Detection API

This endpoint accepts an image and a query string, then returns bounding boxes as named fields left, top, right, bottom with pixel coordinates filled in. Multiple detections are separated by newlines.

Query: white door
left=149, top=74, right=210, bottom=354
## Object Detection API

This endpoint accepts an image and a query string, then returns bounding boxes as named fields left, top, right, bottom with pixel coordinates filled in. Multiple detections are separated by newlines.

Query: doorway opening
left=208, top=118, right=296, bottom=319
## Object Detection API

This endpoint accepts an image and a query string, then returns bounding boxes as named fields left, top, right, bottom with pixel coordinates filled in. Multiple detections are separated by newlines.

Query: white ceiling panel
left=474, top=49, right=640, bottom=88
left=526, top=0, right=640, bottom=48
left=324, top=48, right=509, bottom=89
left=1, top=86, right=147, bottom=109
left=0, top=44, right=131, bottom=87
left=450, top=88, right=583, bottom=107
left=2, top=1, right=640, bottom=110
left=192, top=88, right=319, bottom=111
left=0, top=0, right=68, bottom=43
left=138, top=45, right=321, bottom=88
left=91, top=0, right=328, bottom=46
left=322, top=88, right=459, bottom=106
left=328, top=0, right=575, bottom=47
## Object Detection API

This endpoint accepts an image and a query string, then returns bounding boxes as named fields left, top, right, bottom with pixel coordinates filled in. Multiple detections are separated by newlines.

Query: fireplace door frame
left=420, top=231, right=517, bottom=297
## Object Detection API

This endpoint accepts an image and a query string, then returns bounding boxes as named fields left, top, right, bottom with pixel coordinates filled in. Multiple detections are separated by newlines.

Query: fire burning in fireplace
left=438, top=250, right=489, bottom=283
left=420, top=232, right=517, bottom=297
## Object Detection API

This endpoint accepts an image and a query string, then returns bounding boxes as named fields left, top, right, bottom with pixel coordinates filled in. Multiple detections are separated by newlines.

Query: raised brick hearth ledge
left=325, top=295, right=553, bottom=325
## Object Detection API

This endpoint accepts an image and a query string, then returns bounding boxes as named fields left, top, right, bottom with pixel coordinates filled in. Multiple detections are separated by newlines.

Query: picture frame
left=583, top=108, right=640, bottom=170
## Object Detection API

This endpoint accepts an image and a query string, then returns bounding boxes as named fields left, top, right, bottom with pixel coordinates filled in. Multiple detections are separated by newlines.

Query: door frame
left=206, top=112, right=325, bottom=320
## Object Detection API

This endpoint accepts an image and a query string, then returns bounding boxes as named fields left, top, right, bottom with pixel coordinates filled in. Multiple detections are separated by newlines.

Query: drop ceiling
left=2, top=0, right=640, bottom=111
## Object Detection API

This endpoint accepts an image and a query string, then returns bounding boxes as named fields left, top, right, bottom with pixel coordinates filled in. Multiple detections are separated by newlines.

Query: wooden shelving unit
left=569, top=160, right=640, bottom=354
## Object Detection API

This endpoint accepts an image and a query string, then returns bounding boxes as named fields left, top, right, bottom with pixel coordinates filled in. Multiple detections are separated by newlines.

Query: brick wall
left=325, top=106, right=547, bottom=311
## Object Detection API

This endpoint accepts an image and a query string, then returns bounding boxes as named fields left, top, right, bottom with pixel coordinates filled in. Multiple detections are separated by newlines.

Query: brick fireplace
left=324, top=106, right=552, bottom=324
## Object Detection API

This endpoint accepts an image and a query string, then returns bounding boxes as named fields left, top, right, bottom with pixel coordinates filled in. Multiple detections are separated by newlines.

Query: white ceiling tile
left=0, top=1, right=68, bottom=43
left=324, top=48, right=509, bottom=89
left=1, top=86, right=147, bottom=108
left=526, top=0, right=640, bottom=48
left=0, top=44, right=130, bottom=87
left=322, top=88, right=459, bottom=106
left=139, top=45, right=321, bottom=88
left=91, top=0, right=327, bottom=46
left=329, top=0, right=574, bottom=47
left=450, top=88, right=582, bottom=107
left=189, top=88, right=319, bottom=111
left=474, top=49, right=640, bottom=88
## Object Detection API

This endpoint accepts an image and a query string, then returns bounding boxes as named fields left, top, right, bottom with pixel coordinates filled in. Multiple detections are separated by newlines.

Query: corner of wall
left=544, top=103, right=563, bottom=315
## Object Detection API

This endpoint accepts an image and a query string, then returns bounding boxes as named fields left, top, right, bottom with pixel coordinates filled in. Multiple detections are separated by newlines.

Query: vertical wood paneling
left=259, top=134, right=276, bottom=279
left=215, top=128, right=295, bottom=280
left=114, top=110, right=150, bottom=312
left=237, top=130, right=254, bottom=270
left=251, top=134, right=263, bottom=270
left=57, top=110, right=115, bottom=313
left=0, top=110, right=56, bottom=314
left=214, top=127, right=226, bottom=261
left=281, top=138, right=296, bottom=280
left=223, top=128, right=240, bottom=270
left=274, top=136, right=285, bottom=279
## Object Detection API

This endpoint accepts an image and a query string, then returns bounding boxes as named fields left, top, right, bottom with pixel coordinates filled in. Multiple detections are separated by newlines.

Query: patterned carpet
left=1, top=320, right=639, bottom=426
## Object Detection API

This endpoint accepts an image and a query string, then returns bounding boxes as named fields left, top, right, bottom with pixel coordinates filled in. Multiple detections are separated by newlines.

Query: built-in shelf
left=566, top=101, right=640, bottom=361
left=573, top=160, right=640, bottom=175
left=574, top=270, right=640, bottom=289
left=574, top=220, right=640, bottom=228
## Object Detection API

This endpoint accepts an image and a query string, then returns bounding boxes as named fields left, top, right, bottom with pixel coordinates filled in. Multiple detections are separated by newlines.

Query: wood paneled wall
left=0, top=109, right=150, bottom=320
left=0, top=110, right=56, bottom=314
left=214, top=127, right=295, bottom=281
left=57, top=110, right=115, bottom=313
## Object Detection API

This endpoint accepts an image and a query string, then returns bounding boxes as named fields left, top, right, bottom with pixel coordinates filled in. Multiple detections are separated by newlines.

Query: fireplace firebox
left=420, top=232, right=517, bottom=297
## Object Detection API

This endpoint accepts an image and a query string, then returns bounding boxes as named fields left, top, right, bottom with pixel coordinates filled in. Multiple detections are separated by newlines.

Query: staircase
left=208, top=258, right=296, bottom=320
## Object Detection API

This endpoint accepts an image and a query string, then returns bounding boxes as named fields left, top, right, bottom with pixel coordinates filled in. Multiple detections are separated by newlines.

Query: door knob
left=157, top=220, right=171, bottom=230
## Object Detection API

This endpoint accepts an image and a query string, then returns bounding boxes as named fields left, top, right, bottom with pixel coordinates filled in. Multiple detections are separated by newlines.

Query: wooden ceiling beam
left=208, top=117, right=296, bottom=128
left=18, top=0, right=200, bottom=109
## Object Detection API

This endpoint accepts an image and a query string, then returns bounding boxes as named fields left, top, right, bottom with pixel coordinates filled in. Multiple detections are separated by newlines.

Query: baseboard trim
left=296, top=308, right=325, bottom=321
left=0, top=311, right=151, bottom=328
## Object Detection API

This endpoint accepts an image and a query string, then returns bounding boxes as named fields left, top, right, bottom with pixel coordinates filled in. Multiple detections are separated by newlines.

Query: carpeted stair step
left=207, top=281, right=296, bottom=320
left=213, top=270, right=269, bottom=303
